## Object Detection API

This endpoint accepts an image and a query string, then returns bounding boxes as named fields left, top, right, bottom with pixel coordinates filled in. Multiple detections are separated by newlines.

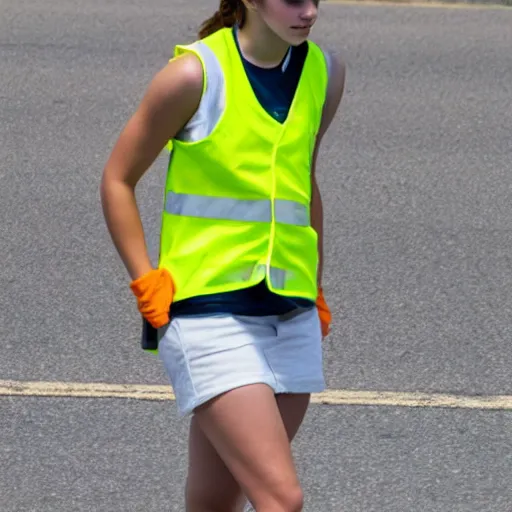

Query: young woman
left=100, top=0, right=345, bottom=510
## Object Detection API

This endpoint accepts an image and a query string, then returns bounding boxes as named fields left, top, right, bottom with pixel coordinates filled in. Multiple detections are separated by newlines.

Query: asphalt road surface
left=1, top=0, right=512, bottom=510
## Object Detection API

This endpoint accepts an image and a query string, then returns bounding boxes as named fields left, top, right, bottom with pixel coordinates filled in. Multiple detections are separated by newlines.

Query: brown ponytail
left=198, top=0, right=247, bottom=39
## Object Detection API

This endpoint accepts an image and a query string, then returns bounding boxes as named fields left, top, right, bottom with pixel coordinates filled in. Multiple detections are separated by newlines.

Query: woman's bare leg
left=190, top=384, right=308, bottom=512
left=186, top=414, right=247, bottom=512
left=185, top=388, right=311, bottom=512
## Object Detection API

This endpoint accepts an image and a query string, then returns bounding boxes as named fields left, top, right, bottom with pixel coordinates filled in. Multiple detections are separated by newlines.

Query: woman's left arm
left=311, top=52, right=346, bottom=287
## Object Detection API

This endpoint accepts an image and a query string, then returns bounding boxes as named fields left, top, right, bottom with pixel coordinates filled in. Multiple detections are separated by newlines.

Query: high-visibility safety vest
left=159, top=28, right=329, bottom=303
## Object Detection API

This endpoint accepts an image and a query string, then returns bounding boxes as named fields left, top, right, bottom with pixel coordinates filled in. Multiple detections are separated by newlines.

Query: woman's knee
left=253, top=482, right=304, bottom=512
left=186, top=478, right=303, bottom=512
left=278, top=483, right=304, bottom=512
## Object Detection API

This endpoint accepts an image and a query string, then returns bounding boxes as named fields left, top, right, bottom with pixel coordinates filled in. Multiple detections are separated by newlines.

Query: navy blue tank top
left=170, top=28, right=313, bottom=317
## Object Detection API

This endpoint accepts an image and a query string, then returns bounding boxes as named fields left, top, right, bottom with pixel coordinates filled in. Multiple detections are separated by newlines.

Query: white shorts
left=158, top=307, right=325, bottom=417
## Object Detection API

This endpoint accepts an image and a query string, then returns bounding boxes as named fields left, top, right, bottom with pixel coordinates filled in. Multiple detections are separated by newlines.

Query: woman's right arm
left=100, top=53, right=204, bottom=281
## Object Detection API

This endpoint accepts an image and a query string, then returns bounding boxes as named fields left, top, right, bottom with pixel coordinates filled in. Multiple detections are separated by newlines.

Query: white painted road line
left=1, top=380, right=512, bottom=410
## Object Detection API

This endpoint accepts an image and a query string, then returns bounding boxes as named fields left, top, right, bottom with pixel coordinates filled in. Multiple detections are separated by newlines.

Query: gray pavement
left=1, top=398, right=511, bottom=511
left=1, top=0, right=512, bottom=510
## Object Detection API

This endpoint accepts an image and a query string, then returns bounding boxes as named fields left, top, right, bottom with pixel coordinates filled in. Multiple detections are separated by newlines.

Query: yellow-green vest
left=159, top=27, right=329, bottom=303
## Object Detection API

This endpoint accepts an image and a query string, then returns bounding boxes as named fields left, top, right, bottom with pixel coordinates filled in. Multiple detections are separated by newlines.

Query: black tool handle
left=141, top=318, right=159, bottom=351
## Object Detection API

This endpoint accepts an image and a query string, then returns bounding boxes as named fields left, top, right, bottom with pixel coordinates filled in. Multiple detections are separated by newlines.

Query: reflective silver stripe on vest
left=274, top=199, right=309, bottom=227
left=166, top=192, right=270, bottom=222
left=269, top=266, right=287, bottom=289
left=165, top=192, right=309, bottom=226
left=254, top=264, right=287, bottom=289
left=226, top=263, right=288, bottom=289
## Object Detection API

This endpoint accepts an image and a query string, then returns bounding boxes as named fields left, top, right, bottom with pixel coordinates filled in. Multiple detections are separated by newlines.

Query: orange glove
left=316, top=286, right=332, bottom=338
left=130, top=268, right=174, bottom=328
